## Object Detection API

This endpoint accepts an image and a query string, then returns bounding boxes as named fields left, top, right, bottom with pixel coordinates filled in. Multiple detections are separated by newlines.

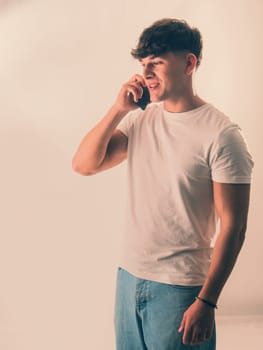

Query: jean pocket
left=166, top=285, right=202, bottom=308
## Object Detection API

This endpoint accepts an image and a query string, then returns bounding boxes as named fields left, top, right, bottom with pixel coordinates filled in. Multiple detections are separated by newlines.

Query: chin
left=150, top=95, right=162, bottom=103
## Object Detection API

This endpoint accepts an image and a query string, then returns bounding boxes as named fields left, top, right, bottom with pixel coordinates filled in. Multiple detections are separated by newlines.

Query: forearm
left=198, top=225, right=246, bottom=305
left=72, top=105, right=126, bottom=174
left=179, top=183, right=250, bottom=345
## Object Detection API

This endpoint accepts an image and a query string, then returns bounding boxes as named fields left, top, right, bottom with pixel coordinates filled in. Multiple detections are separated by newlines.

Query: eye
left=153, top=61, right=163, bottom=66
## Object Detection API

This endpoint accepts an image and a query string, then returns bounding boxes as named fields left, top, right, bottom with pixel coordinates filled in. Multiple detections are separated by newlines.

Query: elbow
left=71, top=157, right=96, bottom=176
left=238, top=224, right=247, bottom=246
left=230, top=222, right=247, bottom=248
left=221, top=220, right=247, bottom=248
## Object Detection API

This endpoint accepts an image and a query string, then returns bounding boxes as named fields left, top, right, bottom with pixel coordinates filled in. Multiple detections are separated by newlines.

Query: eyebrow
left=139, top=55, right=161, bottom=63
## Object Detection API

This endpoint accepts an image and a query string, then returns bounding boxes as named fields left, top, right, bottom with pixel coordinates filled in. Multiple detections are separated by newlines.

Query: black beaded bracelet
left=195, top=296, right=218, bottom=309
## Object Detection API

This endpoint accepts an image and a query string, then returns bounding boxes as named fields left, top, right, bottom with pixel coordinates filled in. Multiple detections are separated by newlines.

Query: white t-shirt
left=116, top=102, right=254, bottom=286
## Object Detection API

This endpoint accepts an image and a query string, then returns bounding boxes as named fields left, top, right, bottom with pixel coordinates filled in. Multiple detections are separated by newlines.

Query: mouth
left=148, top=82, right=160, bottom=91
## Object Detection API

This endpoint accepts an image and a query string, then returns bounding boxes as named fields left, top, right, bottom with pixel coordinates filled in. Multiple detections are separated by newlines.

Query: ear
left=185, top=53, right=197, bottom=75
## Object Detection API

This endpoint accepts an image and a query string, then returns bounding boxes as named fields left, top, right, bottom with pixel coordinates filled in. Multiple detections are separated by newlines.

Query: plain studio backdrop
left=0, top=0, right=262, bottom=349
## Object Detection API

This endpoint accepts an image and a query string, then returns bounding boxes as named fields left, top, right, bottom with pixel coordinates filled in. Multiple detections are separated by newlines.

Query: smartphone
left=135, top=86, right=150, bottom=110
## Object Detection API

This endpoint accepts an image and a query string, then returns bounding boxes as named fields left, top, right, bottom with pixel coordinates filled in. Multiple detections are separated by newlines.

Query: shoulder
left=198, top=104, right=236, bottom=131
left=116, top=102, right=161, bottom=136
left=126, top=102, right=162, bottom=126
left=197, top=104, right=245, bottom=145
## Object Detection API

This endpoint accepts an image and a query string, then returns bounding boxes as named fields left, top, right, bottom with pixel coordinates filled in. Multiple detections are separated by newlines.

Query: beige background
left=0, top=0, right=262, bottom=349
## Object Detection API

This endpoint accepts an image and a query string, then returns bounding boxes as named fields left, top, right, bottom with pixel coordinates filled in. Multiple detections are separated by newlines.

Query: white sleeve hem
left=116, top=127, right=128, bottom=137
left=212, top=176, right=252, bottom=184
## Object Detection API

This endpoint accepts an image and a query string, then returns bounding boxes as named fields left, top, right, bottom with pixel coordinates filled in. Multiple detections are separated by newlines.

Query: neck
left=163, top=93, right=206, bottom=113
left=163, top=76, right=206, bottom=112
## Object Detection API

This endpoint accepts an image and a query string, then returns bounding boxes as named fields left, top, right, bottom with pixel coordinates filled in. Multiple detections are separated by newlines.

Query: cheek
left=168, top=71, right=186, bottom=90
left=168, top=63, right=184, bottom=77
left=170, top=68, right=183, bottom=80
left=161, top=67, right=178, bottom=83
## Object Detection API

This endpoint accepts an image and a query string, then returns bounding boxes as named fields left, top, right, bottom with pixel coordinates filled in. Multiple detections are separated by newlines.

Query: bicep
left=92, top=129, right=128, bottom=174
left=213, top=182, right=251, bottom=230
left=107, top=129, right=128, bottom=163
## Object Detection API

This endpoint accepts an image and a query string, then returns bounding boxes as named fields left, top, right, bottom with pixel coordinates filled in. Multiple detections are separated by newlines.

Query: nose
left=142, top=63, right=155, bottom=79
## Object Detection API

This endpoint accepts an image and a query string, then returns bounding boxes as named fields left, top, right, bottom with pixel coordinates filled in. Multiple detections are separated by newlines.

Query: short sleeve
left=209, top=125, right=254, bottom=184
left=116, top=111, right=134, bottom=137
left=116, top=109, right=142, bottom=137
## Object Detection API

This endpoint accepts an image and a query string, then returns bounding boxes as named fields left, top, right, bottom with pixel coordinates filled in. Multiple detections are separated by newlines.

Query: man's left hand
left=178, top=299, right=215, bottom=345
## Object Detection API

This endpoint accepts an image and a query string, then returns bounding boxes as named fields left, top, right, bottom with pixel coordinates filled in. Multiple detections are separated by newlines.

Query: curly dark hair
left=131, top=18, right=203, bottom=68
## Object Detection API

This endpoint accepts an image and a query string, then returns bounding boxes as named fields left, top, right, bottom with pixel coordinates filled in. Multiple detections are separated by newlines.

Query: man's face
left=140, top=51, right=191, bottom=103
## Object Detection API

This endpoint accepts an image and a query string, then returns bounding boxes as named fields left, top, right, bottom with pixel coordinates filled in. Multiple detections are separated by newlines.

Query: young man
left=72, top=19, right=254, bottom=349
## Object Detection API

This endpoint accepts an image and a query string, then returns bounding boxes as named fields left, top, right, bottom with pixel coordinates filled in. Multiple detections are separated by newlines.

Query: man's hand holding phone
left=114, top=74, right=150, bottom=114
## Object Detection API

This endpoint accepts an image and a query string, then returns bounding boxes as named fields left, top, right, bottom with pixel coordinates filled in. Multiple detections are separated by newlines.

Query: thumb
left=178, top=316, right=186, bottom=333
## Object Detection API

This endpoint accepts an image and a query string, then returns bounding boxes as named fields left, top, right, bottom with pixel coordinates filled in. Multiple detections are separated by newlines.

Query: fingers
left=128, top=74, right=146, bottom=87
left=177, top=300, right=215, bottom=346
left=114, top=74, right=146, bottom=112
left=182, top=326, right=212, bottom=345
left=179, top=314, right=212, bottom=345
left=179, top=315, right=193, bottom=345
left=126, top=75, right=146, bottom=102
left=191, top=327, right=205, bottom=345
left=204, top=328, right=213, bottom=340
left=125, top=83, right=143, bottom=103
left=178, top=315, right=185, bottom=334
left=181, top=322, right=192, bottom=345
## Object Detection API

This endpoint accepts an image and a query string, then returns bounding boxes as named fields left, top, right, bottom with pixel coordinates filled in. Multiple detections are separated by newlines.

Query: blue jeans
left=114, top=267, right=216, bottom=350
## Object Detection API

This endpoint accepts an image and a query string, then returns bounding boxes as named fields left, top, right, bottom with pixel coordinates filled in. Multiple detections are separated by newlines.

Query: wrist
left=110, top=104, right=130, bottom=117
left=112, top=98, right=138, bottom=115
left=195, top=296, right=218, bottom=309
